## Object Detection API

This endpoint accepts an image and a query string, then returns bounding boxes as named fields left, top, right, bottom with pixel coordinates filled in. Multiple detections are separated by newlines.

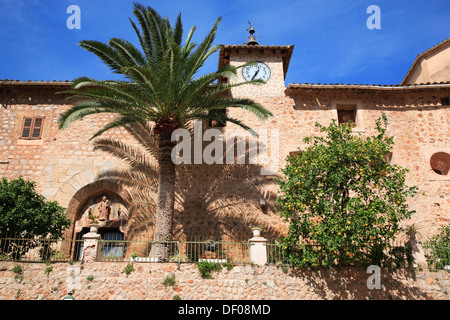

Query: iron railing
left=265, top=238, right=419, bottom=268
left=97, top=236, right=252, bottom=264
left=1, top=232, right=447, bottom=269
left=0, top=233, right=83, bottom=262
left=0, top=233, right=251, bottom=264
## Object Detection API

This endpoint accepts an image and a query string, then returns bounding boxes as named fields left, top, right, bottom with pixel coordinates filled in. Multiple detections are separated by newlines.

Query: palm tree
left=58, top=3, right=272, bottom=259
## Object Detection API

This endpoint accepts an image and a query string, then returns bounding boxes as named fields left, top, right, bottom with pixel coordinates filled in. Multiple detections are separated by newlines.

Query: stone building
left=0, top=35, right=449, bottom=259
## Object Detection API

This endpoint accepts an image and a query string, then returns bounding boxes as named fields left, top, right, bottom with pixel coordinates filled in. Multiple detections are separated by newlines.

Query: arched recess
left=430, top=152, right=450, bottom=175
left=64, top=179, right=133, bottom=242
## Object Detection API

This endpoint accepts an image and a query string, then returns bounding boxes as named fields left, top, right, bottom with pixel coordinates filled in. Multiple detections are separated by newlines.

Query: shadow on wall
left=288, top=267, right=432, bottom=300
left=175, top=163, right=284, bottom=241
left=93, top=121, right=287, bottom=243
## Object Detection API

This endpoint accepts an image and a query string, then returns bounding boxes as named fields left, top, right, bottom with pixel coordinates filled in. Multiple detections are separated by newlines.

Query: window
left=20, top=117, right=44, bottom=140
left=430, top=152, right=450, bottom=175
left=337, top=104, right=356, bottom=125
left=74, top=231, right=85, bottom=261
left=101, top=231, right=124, bottom=259
left=441, top=97, right=449, bottom=106
left=73, top=229, right=125, bottom=261
left=208, top=108, right=227, bottom=127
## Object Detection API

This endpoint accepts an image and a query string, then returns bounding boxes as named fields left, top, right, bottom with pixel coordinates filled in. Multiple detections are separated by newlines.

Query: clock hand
left=251, top=65, right=260, bottom=80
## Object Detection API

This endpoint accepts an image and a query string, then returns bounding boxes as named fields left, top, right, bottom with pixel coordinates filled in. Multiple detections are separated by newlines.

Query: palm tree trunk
left=150, top=129, right=176, bottom=260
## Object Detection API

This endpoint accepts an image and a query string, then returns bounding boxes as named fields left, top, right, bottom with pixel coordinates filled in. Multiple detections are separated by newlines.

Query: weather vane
left=245, top=21, right=260, bottom=45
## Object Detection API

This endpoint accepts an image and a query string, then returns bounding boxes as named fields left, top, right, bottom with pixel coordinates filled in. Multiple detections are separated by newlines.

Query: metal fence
left=98, top=235, right=252, bottom=264
left=0, top=233, right=251, bottom=264
left=0, top=233, right=82, bottom=262
left=265, top=238, right=424, bottom=268
left=1, top=232, right=448, bottom=269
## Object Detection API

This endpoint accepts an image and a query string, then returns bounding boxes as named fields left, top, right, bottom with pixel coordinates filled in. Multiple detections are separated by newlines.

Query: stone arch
left=430, top=152, right=450, bottom=175
left=64, top=179, right=133, bottom=241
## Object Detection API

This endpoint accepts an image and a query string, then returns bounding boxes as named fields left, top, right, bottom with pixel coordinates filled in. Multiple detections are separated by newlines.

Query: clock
left=242, top=61, right=271, bottom=82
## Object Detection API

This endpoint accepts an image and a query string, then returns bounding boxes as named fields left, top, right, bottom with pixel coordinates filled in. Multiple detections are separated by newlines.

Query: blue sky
left=0, top=0, right=448, bottom=85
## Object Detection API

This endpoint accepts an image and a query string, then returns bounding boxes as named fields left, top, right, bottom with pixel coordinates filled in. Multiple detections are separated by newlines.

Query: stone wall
left=0, top=82, right=449, bottom=242
left=0, top=261, right=448, bottom=300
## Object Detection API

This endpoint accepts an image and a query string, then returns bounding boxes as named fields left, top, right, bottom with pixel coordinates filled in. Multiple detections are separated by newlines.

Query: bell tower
left=218, top=25, right=294, bottom=98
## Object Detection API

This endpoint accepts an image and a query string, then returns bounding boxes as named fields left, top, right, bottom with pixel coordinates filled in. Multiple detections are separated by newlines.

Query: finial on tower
left=246, top=21, right=259, bottom=46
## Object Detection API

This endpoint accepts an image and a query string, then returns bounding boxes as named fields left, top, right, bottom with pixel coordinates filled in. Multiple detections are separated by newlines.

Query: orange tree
left=276, top=115, right=418, bottom=267
left=0, top=177, right=71, bottom=260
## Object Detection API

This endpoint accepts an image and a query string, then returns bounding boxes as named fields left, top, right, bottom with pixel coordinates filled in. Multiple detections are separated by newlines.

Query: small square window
left=440, top=97, right=449, bottom=106
left=208, top=108, right=227, bottom=127
left=337, top=104, right=356, bottom=125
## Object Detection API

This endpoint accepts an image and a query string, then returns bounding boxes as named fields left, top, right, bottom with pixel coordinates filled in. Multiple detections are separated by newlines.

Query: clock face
left=242, top=62, right=271, bottom=82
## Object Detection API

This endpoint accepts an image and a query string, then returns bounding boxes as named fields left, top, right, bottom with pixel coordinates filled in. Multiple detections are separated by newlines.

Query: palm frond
left=97, top=168, right=158, bottom=196
left=108, top=38, right=148, bottom=67
left=78, top=40, right=123, bottom=74
left=123, top=122, right=160, bottom=159
left=93, top=138, right=158, bottom=173
left=181, top=17, right=222, bottom=84
left=58, top=101, right=108, bottom=130
left=89, top=115, right=139, bottom=140
left=185, top=96, right=272, bottom=123
left=173, top=12, right=183, bottom=46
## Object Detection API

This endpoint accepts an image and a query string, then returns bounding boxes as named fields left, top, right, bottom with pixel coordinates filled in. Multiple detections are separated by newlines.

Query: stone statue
left=98, top=196, right=110, bottom=221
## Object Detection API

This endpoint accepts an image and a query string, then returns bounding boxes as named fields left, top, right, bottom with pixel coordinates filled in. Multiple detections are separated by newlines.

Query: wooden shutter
left=31, top=117, right=43, bottom=139
left=21, top=117, right=44, bottom=140
left=21, top=117, right=33, bottom=139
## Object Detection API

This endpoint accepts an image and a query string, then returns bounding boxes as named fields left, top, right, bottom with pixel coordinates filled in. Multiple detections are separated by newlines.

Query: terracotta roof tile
left=0, top=79, right=71, bottom=85
left=287, top=81, right=450, bottom=90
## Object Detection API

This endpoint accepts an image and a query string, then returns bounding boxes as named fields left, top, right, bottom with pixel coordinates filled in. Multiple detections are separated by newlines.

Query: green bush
left=162, top=274, right=176, bottom=287
left=425, top=224, right=450, bottom=270
left=0, top=177, right=71, bottom=260
left=196, top=261, right=222, bottom=278
left=124, top=263, right=135, bottom=275
left=12, top=265, right=23, bottom=274
left=276, top=115, right=418, bottom=268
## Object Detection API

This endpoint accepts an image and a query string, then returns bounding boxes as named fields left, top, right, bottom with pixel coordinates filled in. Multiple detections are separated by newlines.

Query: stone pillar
left=82, top=224, right=101, bottom=263
left=249, top=229, right=268, bottom=266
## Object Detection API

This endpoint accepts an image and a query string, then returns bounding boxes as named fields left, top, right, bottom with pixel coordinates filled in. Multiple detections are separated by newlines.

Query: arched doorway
left=64, top=179, right=133, bottom=260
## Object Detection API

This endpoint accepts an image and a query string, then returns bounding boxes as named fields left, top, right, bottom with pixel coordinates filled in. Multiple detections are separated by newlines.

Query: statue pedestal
left=82, top=225, right=101, bottom=263
left=249, top=236, right=268, bottom=266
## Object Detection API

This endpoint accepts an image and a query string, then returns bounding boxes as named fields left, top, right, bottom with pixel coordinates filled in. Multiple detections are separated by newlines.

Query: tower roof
left=401, top=38, right=450, bottom=85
